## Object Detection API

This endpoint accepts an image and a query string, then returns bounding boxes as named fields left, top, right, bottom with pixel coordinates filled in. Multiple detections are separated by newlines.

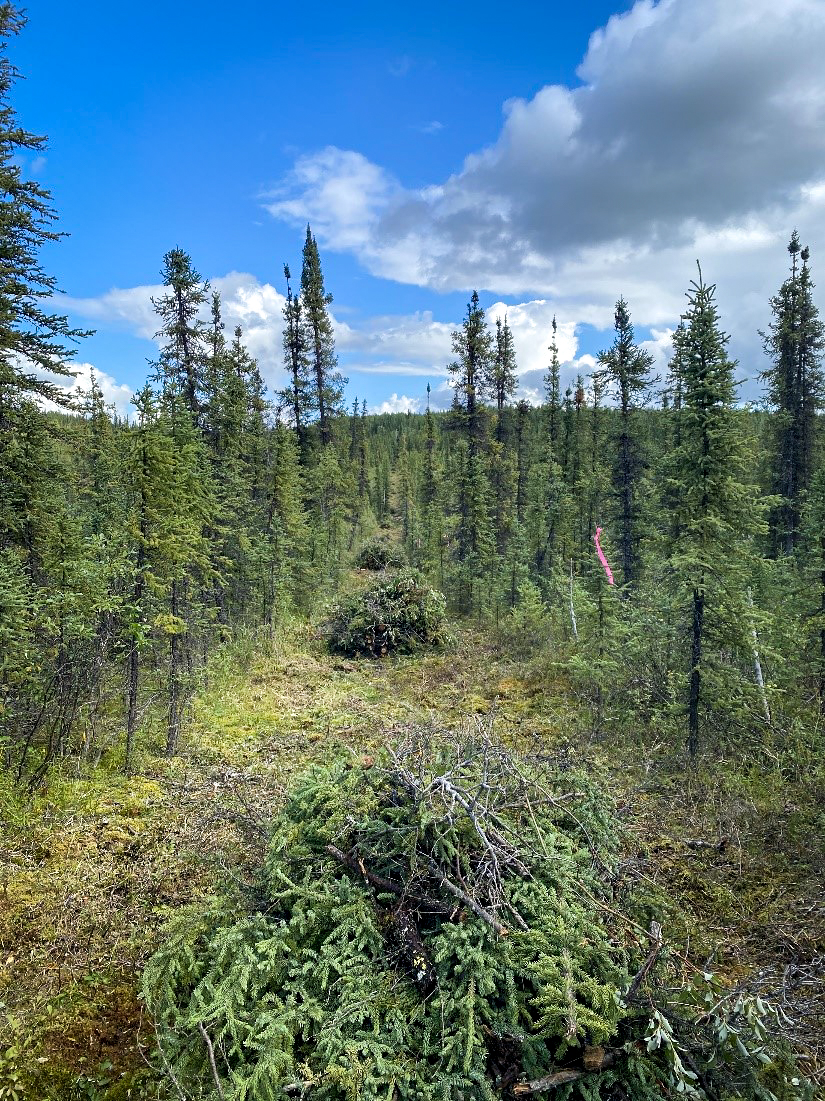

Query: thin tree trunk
left=688, top=586, right=704, bottom=758
left=820, top=532, right=825, bottom=714
left=747, top=589, right=771, bottom=725
left=569, top=560, right=578, bottom=642
left=166, top=580, right=182, bottom=757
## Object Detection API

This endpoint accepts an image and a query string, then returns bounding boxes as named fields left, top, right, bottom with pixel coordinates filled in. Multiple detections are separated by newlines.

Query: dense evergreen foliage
left=326, top=568, right=449, bottom=656
left=144, top=729, right=807, bottom=1101
left=355, top=537, right=405, bottom=571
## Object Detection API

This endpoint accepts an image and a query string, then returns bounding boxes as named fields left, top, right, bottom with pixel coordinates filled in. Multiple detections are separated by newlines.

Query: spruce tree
left=667, top=266, right=767, bottom=756
left=543, top=316, right=562, bottom=461
left=413, top=387, right=443, bottom=581
left=0, top=3, right=89, bottom=558
left=261, top=423, right=310, bottom=625
left=448, top=292, right=495, bottom=612
left=448, top=291, right=492, bottom=457
left=151, top=248, right=210, bottom=421
left=0, top=5, right=88, bottom=416
left=300, top=226, right=346, bottom=446
left=514, top=399, right=530, bottom=525
left=0, top=6, right=95, bottom=776
left=492, top=314, right=517, bottom=439
left=596, top=298, right=654, bottom=587
left=532, top=322, right=568, bottom=580
left=123, top=385, right=170, bottom=767
left=760, top=232, right=825, bottom=554
left=279, top=262, right=312, bottom=454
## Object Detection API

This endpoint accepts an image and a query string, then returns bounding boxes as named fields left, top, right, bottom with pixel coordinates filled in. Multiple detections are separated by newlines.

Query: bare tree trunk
left=820, top=533, right=825, bottom=714
left=747, top=589, right=771, bottom=725
left=688, top=586, right=704, bottom=758
left=569, top=560, right=578, bottom=641
left=166, top=580, right=182, bottom=757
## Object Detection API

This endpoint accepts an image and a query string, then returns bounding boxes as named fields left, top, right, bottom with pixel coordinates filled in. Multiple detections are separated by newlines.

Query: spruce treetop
left=0, top=4, right=90, bottom=408
left=299, top=225, right=346, bottom=445
left=449, top=290, right=493, bottom=418
left=596, top=296, right=654, bottom=413
left=151, top=248, right=210, bottom=417
left=759, top=232, right=824, bottom=552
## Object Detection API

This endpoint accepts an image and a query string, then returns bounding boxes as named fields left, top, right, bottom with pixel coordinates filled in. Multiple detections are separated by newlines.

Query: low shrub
left=326, top=568, right=449, bottom=656
left=355, top=538, right=405, bottom=571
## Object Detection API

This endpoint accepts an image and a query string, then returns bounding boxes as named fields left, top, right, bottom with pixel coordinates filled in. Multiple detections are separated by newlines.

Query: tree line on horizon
left=1, top=2, right=824, bottom=784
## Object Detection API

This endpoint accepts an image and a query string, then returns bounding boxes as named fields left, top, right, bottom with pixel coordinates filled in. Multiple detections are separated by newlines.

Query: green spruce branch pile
left=354, top=539, right=405, bottom=572
left=325, top=569, right=450, bottom=657
left=143, top=725, right=807, bottom=1101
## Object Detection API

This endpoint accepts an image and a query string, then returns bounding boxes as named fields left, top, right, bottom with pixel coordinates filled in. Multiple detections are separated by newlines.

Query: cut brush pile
left=143, top=721, right=810, bottom=1101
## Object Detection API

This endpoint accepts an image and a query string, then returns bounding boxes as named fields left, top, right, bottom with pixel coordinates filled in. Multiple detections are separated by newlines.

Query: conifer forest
left=0, top=7, right=823, bottom=1101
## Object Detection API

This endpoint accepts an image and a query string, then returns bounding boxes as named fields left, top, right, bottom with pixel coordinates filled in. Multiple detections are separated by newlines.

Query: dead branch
left=325, top=844, right=450, bottom=914
left=624, top=920, right=663, bottom=1003
left=198, top=1021, right=225, bottom=1100
left=425, top=857, right=509, bottom=936
left=514, top=1053, right=616, bottom=1094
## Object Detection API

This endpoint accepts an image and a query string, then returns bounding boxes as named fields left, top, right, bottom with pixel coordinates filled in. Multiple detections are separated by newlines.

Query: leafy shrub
left=326, top=568, right=449, bottom=656
left=355, top=538, right=405, bottom=571
left=143, top=725, right=807, bottom=1101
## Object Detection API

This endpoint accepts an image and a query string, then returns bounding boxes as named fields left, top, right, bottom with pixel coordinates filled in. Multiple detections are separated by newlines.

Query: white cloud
left=62, top=284, right=162, bottom=340
left=38, top=362, right=136, bottom=418
left=61, top=272, right=618, bottom=405
left=210, top=272, right=287, bottom=382
left=640, top=327, right=675, bottom=388
left=262, top=148, right=401, bottom=254
left=263, top=0, right=825, bottom=388
left=372, top=393, right=423, bottom=414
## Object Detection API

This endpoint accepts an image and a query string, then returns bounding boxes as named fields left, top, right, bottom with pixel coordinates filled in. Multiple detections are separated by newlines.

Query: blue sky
left=12, top=0, right=825, bottom=414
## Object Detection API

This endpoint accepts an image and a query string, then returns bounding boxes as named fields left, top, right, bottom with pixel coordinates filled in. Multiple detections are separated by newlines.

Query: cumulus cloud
left=62, top=284, right=162, bottom=340
left=372, top=393, right=423, bottom=414
left=38, top=362, right=136, bottom=418
left=63, top=272, right=605, bottom=405
left=263, top=0, right=825, bottom=383
left=263, top=149, right=402, bottom=255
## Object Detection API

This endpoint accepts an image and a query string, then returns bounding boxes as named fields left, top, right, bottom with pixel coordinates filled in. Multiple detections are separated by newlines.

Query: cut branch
left=425, top=857, right=509, bottom=935
left=197, top=1021, right=225, bottom=1100
left=514, top=1054, right=616, bottom=1094
left=624, top=919, right=663, bottom=1003
left=325, top=844, right=450, bottom=914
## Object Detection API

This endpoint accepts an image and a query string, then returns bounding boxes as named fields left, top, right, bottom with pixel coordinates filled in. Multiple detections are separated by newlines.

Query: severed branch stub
left=514, top=1052, right=617, bottom=1094
left=624, top=919, right=663, bottom=1004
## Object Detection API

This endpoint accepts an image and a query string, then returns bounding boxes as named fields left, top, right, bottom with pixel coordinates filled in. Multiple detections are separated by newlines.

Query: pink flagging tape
left=594, top=527, right=614, bottom=585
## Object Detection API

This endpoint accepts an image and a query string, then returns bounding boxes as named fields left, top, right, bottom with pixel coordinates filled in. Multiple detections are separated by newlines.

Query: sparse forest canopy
left=0, top=4, right=823, bottom=1099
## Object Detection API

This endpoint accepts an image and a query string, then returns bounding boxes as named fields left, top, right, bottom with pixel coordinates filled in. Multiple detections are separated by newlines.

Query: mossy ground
left=1, top=619, right=822, bottom=1098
